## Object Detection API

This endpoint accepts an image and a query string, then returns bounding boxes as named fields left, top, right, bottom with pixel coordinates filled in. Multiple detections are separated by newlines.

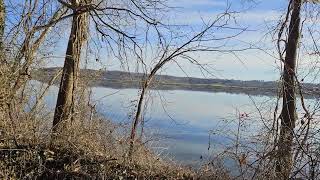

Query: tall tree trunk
left=0, top=0, right=4, bottom=50
left=52, top=3, right=87, bottom=133
left=277, top=0, right=302, bottom=179
left=0, top=0, right=6, bottom=109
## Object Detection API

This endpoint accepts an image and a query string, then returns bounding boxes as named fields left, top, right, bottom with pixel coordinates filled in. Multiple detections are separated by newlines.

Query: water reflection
left=32, top=81, right=278, bottom=167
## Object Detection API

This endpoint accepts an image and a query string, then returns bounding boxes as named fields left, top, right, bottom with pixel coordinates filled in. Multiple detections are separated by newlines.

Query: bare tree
left=0, top=0, right=6, bottom=111
left=0, top=0, right=65, bottom=115
left=127, top=11, right=250, bottom=159
left=52, top=0, right=89, bottom=133
left=52, top=0, right=170, bottom=134
left=276, top=0, right=302, bottom=178
left=0, top=0, right=4, bottom=49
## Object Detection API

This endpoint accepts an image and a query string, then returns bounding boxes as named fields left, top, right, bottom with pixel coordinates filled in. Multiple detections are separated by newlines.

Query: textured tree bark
left=277, top=0, right=302, bottom=179
left=52, top=3, right=87, bottom=133
left=0, top=0, right=6, bottom=109
left=0, top=0, right=4, bottom=49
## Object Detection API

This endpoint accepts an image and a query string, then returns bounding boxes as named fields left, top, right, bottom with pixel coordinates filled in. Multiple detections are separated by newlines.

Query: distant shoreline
left=32, top=68, right=320, bottom=99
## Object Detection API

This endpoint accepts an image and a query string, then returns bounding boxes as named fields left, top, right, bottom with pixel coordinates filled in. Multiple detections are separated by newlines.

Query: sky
left=161, top=0, right=287, bottom=81
left=36, top=0, right=320, bottom=82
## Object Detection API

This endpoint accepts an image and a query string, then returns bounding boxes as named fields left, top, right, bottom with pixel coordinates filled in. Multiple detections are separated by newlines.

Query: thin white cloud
left=169, top=10, right=282, bottom=25
left=237, top=10, right=282, bottom=23
left=168, top=0, right=227, bottom=8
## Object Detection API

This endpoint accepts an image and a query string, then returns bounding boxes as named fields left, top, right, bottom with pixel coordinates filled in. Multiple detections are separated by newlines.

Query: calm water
left=30, top=81, right=297, bottom=167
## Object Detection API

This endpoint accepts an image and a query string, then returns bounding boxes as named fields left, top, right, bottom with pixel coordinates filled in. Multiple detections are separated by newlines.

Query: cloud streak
left=168, top=0, right=227, bottom=9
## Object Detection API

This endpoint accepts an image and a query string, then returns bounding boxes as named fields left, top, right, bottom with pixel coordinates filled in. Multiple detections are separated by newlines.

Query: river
left=30, top=80, right=317, bottom=169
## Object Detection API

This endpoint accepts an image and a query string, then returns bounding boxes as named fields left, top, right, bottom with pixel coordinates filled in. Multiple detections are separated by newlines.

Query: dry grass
left=0, top=66, right=232, bottom=179
left=0, top=102, right=231, bottom=179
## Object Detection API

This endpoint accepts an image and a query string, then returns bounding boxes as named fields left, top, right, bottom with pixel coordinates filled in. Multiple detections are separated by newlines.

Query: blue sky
left=165, top=0, right=289, bottom=80
left=38, top=0, right=314, bottom=81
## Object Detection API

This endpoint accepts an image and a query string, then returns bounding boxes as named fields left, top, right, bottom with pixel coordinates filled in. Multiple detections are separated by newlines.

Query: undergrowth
left=0, top=105, right=230, bottom=179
